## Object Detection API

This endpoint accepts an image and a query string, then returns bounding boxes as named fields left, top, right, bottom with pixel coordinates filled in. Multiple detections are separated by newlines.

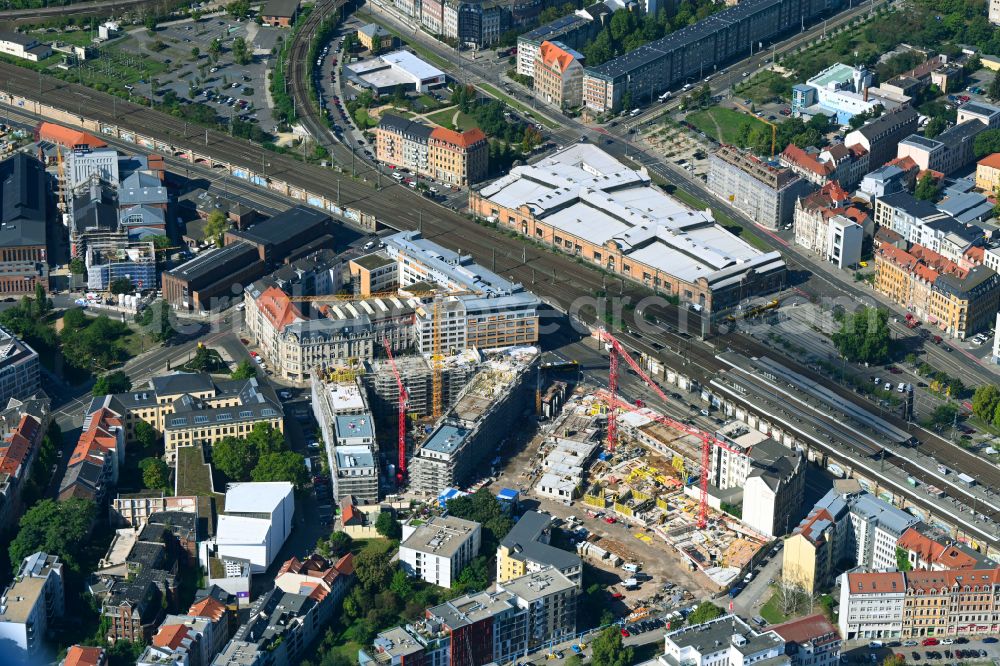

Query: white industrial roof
left=216, top=515, right=271, bottom=545
left=224, top=481, right=293, bottom=514
left=479, top=144, right=776, bottom=285
left=325, top=382, right=366, bottom=413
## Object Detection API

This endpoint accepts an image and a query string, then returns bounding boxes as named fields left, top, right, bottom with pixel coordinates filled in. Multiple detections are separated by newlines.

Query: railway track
left=0, top=0, right=183, bottom=26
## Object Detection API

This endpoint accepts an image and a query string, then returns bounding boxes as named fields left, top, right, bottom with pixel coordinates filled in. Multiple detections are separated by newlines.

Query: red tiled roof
left=342, top=502, right=359, bottom=525
left=189, top=595, right=226, bottom=621
left=978, top=153, right=1000, bottom=170
left=63, top=645, right=106, bottom=666
left=846, top=571, right=905, bottom=594
left=67, top=408, right=122, bottom=468
left=152, top=623, right=191, bottom=649
left=770, top=614, right=840, bottom=646
left=430, top=126, right=487, bottom=149
left=964, top=246, right=985, bottom=264
left=781, top=144, right=833, bottom=177
left=0, top=415, right=41, bottom=476
left=38, top=122, right=106, bottom=149
left=538, top=40, right=579, bottom=73
left=794, top=508, right=834, bottom=544
left=256, top=286, right=303, bottom=333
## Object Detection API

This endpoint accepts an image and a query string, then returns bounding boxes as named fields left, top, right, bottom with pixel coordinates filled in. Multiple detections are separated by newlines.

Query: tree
left=144, top=15, right=158, bottom=31
left=974, top=129, right=1000, bottom=159
left=69, top=257, right=86, bottom=275
left=327, top=531, right=353, bottom=557
left=882, top=655, right=906, bottom=666
left=914, top=172, right=940, bottom=201
left=446, top=488, right=513, bottom=553
left=896, top=546, right=912, bottom=572
left=93, top=370, right=131, bottom=396
left=990, top=71, right=1000, bottom=102
left=204, top=209, right=229, bottom=247
left=566, top=656, right=583, bottom=666
left=137, top=300, right=176, bottom=342
left=232, top=37, right=251, bottom=65
left=231, top=358, right=258, bottom=380
left=107, top=639, right=145, bottom=666
left=109, top=277, right=135, bottom=295
left=9, top=498, right=96, bottom=572
left=213, top=436, right=257, bottom=481
left=927, top=403, right=958, bottom=428
left=140, top=457, right=171, bottom=492
left=252, top=451, right=309, bottom=488
left=227, top=0, right=250, bottom=19
left=972, top=385, right=1000, bottom=421
left=590, top=625, right=633, bottom=666
left=389, top=568, right=413, bottom=598
left=134, top=419, right=157, bottom=452
left=354, top=541, right=395, bottom=591
left=924, top=116, right=947, bottom=139
left=34, top=283, right=49, bottom=314
left=375, top=510, right=402, bottom=540
left=187, top=344, right=224, bottom=372
left=208, top=38, right=222, bottom=60
left=191, top=46, right=201, bottom=58
left=773, top=582, right=809, bottom=617
left=246, top=422, right=285, bottom=453
left=686, top=601, right=724, bottom=625
left=832, top=307, right=891, bottom=365
left=455, top=555, right=489, bottom=592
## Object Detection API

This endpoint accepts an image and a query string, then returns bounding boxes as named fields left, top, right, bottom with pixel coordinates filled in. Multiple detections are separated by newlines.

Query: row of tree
left=212, top=423, right=309, bottom=488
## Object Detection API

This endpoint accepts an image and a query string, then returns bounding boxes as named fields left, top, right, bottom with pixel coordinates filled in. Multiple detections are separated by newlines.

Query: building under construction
left=409, top=348, right=539, bottom=496
left=85, top=239, right=157, bottom=291
left=363, top=350, right=481, bottom=419
left=310, top=374, right=380, bottom=503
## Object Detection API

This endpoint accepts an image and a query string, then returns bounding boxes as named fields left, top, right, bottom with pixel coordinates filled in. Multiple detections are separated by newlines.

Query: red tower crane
left=382, top=338, right=408, bottom=485
left=598, top=329, right=752, bottom=528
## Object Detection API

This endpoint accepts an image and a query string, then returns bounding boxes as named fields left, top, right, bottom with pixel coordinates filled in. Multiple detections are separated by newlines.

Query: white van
left=629, top=108, right=641, bottom=117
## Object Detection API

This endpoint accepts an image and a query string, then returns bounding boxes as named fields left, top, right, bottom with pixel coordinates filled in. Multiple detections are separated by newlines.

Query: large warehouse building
left=582, top=0, right=842, bottom=112
left=469, top=144, right=786, bottom=316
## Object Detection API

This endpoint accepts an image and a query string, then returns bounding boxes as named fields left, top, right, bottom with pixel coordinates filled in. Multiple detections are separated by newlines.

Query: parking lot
left=843, top=636, right=1000, bottom=665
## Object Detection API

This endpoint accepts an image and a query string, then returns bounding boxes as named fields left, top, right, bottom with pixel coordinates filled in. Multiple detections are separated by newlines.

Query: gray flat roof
left=499, top=510, right=581, bottom=571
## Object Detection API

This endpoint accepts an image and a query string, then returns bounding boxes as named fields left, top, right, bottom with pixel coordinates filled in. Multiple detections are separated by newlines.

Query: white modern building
left=0, top=552, right=64, bottom=660
left=0, top=31, right=52, bottom=62
left=837, top=571, right=906, bottom=640
left=213, top=482, right=295, bottom=573
left=659, top=615, right=787, bottom=666
left=345, top=50, right=446, bottom=93
left=399, top=515, right=482, bottom=588
left=825, top=214, right=863, bottom=270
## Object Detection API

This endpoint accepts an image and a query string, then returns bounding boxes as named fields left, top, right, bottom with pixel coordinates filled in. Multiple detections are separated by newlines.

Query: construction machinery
left=382, top=337, right=407, bottom=485
left=598, top=329, right=752, bottom=528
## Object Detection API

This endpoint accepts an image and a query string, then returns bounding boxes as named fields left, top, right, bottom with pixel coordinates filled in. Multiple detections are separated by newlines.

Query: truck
left=622, top=563, right=640, bottom=573
left=622, top=578, right=639, bottom=589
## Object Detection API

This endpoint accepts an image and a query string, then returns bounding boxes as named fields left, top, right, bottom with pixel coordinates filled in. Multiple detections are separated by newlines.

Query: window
left=194, top=415, right=209, bottom=424
left=262, top=408, right=278, bottom=417
left=216, top=413, right=232, bottom=422
left=239, top=410, right=253, bottom=419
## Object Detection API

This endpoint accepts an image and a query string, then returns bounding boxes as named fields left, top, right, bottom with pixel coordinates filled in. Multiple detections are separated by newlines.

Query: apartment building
left=709, top=146, right=816, bottom=230
left=211, top=554, right=354, bottom=666
left=357, top=23, right=394, bottom=51
left=782, top=483, right=917, bottom=595
left=375, top=114, right=489, bottom=186
left=471, top=144, right=785, bottom=315
left=991, top=0, right=1000, bottom=24
left=58, top=405, right=125, bottom=503
left=0, top=553, right=64, bottom=660
left=409, top=350, right=537, bottom=495
left=87, top=373, right=284, bottom=462
left=839, top=567, right=1000, bottom=639
left=711, top=423, right=805, bottom=538
left=874, top=191, right=984, bottom=259
left=62, top=646, right=107, bottom=666
left=779, top=142, right=869, bottom=189
left=770, top=615, right=842, bottom=666
left=311, top=377, right=380, bottom=503
left=0, top=412, right=45, bottom=530
left=844, top=105, right=920, bottom=171
left=838, top=571, right=906, bottom=640
left=349, top=252, right=398, bottom=296
left=896, top=523, right=998, bottom=572
left=0, top=327, right=40, bottom=409
left=497, top=510, right=582, bottom=586
left=581, top=0, right=836, bottom=112
left=360, top=566, right=577, bottom=666
left=516, top=7, right=603, bottom=78
left=975, top=153, right=1000, bottom=194
left=533, top=40, right=585, bottom=109
left=897, top=114, right=993, bottom=175
left=658, top=615, right=787, bottom=666
left=874, top=243, right=1000, bottom=340
left=399, top=515, right=482, bottom=588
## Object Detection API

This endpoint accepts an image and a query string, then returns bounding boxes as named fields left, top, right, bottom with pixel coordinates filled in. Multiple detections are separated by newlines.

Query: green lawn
left=426, top=107, right=479, bottom=131
left=37, top=29, right=99, bottom=47
left=686, top=107, right=769, bottom=145
left=759, top=593, right=790, bottom=625
left=354, top=108, right=378, bottom=129
left=175, top=445, right=215, bottom=497
left=733, top=70, right=793, bottom=105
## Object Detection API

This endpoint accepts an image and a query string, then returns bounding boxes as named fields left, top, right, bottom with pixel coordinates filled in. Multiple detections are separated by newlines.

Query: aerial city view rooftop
left=3, top=0, right=1000, bottom=663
